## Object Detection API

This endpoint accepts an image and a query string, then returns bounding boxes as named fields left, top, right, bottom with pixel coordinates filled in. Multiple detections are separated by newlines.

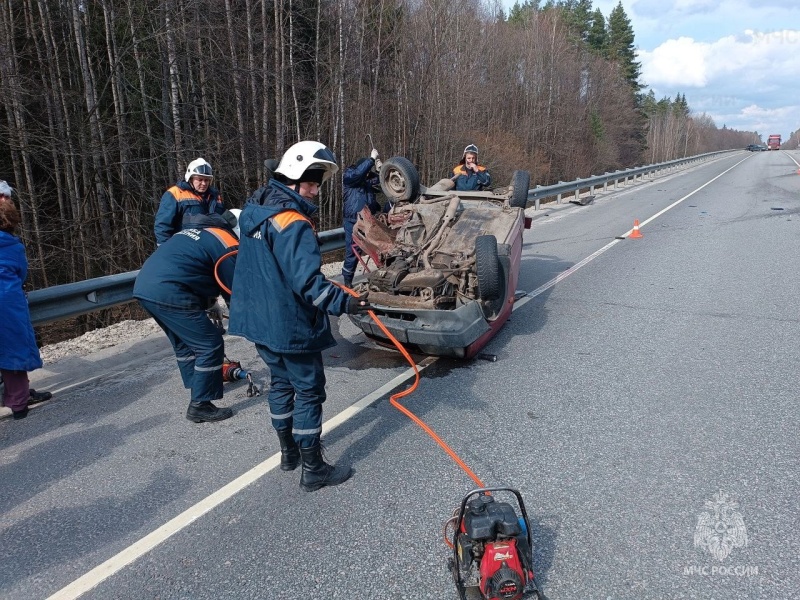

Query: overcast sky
left=503, top=0, right=800, bottom=141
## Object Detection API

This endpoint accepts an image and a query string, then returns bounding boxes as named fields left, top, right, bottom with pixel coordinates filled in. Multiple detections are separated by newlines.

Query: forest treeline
left=1, top=0, right=760, bottom=298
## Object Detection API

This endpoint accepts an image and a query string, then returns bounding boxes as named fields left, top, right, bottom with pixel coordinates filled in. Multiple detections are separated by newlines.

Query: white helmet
left=185, top=158, right=213, bottom=182
left=228, top=208, right=242, bottom=239
left=275, top=141, right=338, bottom=183
left=0, top=180, right=13, bottom=197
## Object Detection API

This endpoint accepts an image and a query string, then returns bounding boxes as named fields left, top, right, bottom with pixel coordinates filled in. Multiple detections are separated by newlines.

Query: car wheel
left=476, top=235, right=501, bottom=301
left=379, top=157, right=420, bottom=201
left=509, top=170, right=530, bottom=209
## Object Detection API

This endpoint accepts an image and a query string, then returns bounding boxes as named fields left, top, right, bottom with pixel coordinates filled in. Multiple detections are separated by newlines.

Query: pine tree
left=507, top=1, right=539, bottom=25
left=607, top=2, right=641, bottom=90
left=558, top=0, right=594, bottom=42
left=587, top=7, right=607, bottom=54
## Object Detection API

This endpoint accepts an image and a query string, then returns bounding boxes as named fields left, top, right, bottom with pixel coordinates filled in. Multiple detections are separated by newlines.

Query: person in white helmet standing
left=229, top=141, right=370, bottom=492
left=154, top=158, right=225, bottom=246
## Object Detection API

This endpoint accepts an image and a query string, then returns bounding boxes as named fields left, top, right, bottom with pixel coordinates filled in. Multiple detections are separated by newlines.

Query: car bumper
left=349, top=300, right=492, bottom=359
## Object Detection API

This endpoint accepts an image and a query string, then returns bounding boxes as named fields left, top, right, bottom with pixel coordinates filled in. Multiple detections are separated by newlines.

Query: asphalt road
left=2, top=149, right=799, bottom=599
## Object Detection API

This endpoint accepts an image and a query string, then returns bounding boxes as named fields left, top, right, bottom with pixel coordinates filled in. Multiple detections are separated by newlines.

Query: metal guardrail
left=526, top=149, right=733, bottom=209
left=28, top=228, right=346, bottom=326
left=27, top=149, right=735, bottom=326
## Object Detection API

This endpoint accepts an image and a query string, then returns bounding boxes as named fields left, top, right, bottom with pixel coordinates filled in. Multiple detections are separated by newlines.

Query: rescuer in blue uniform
left=341, top=151, right=382, bottom=288
left=134, top=210, right=241, bottom=423
left=228, top=141, right=370, bottom=492
left=154, top=158, right=225, bottom=246
left=451, top=144, right=491, bottom=191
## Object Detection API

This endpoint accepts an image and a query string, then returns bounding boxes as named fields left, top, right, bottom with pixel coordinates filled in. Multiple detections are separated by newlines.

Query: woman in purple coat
left=0, top=182, right=43, bottom=420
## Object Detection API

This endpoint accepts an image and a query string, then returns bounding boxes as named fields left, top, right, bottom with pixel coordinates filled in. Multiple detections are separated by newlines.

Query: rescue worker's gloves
left=371, top=149, right=382, bottom=170
left=346, top=293, right=372, bottom=315
left=207, top=300, right=226, bottom=333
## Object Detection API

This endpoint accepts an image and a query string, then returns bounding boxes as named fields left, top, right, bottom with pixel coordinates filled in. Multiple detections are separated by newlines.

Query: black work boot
left=276, top=428, right=300, bottom=471
left=29, top=389, right=52, bottom=404
left=299, top=442, right=353, bottom=492
left=186, top=402, right=233, bottom=423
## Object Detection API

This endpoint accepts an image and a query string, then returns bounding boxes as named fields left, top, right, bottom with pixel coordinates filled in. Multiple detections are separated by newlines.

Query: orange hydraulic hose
left=213, top=260, right=485, bottom=488
left=335, top=281, right=485, bottom=490
left=214, top=250, right=238, bottom=296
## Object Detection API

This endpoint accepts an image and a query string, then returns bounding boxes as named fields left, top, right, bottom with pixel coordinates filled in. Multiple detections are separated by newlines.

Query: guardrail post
left=556, top=192, right=561, bottom=204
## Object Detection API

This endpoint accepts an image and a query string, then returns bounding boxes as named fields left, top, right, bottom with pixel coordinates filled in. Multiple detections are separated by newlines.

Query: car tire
left=379, top=157, right=420, bottom=201
left=509, top=170, right=531, bottom=209
left=476, top=235, right=501, bottom=301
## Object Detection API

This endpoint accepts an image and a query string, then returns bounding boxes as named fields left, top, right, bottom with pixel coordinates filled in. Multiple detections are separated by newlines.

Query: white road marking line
left=48, top=157, right=746, bottom=599
left=637, top=155, right=750, bottom=228
left=47, top=360, right=436, bottom=600
left=514, top=241, right=622, bottom=310
left=515, top=154, right=749, bottom=309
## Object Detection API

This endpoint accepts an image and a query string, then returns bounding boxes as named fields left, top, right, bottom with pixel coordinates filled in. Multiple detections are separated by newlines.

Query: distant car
left=759, top=145, right=768, bottom=151
left=348, top=157, right=531, bottom=358
left=746, top=144, right=760, bottom=151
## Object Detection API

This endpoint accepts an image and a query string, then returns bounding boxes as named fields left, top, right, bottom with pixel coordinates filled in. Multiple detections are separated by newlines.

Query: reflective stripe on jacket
left=134, top=214, right=238, bottom=309
left=154, top=181, right=225, bottom=245
left=452, top=164, right=491, bottom=191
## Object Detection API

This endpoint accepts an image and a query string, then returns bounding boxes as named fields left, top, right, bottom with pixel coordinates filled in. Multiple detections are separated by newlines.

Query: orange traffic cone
left=629, top=219, right=643, bottom=239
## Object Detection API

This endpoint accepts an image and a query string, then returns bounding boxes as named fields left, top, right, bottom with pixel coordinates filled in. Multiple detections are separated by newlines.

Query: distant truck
left=767, top=134, right=781, bottom=150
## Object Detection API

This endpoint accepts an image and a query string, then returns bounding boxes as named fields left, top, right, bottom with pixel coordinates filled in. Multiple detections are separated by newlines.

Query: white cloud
left=640, top=30, right=800, bottom=92
left=638, top=37, right=710, bottom=87
left=714, top=104, right=800, bottom=137
left=639, top=29, right=800, bottom=137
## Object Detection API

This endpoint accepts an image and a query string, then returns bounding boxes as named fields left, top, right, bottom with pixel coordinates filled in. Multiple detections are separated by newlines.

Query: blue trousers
left=342, top=219, right=357, bottom=285
left=139, top=299, right=224, bottom=404
left=256, top=344, right=326, bottom=448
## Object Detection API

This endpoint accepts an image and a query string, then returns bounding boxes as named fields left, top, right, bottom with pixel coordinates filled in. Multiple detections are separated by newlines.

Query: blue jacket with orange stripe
left=452, top=163, right=491, bottom=191
left=228, top=180, right=350, bottom=353
left=134, top=213, right=238, bottom=310
left=154, top=181, right=225, bottom=245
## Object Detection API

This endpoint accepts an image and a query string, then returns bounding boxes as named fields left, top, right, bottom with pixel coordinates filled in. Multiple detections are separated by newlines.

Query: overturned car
left=349, top=157, right=531, bottom=358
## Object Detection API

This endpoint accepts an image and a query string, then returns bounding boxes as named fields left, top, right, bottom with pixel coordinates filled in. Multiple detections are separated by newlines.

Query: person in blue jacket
left=451, top=144, right=491, bottom=191
left=341, top=150, right=382, bottom=288
left=134, top=209, right=241, bottom=423
left=154, top=158, right=225, bottom=246
left=228, top=141, right=370, bottom=492
left=0, top=183, right=44, bottom=420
